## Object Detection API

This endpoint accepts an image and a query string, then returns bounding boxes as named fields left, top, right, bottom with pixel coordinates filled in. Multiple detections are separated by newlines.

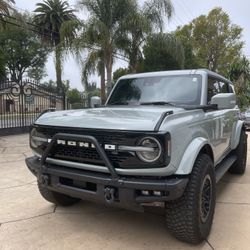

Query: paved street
left=0, top=133, right=250, bottom=250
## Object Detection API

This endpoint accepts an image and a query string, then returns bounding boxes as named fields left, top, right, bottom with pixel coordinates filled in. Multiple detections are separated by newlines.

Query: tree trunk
left=55, top=45, right=62, bottom=91
left=100, top=61, right=106, bottom=104
left=106, top=52, right=113, bottom=97
left=129, top=38, right=139, bottom=73
left=55, top=45, right=65, bottom=109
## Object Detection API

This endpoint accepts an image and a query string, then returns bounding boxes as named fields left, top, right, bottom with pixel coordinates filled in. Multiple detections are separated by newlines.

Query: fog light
left=153, top=191, right=162, bottom=196
left=141, top=190, right=150, bottom=196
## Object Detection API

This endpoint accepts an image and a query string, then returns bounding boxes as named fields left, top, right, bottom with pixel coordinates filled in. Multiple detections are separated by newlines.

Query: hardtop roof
left=119, top=69, right=233, bottom=84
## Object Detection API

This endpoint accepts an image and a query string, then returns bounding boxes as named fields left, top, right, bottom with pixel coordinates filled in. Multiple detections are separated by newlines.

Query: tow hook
left=38, top=174, right=50, bottom=187
left=104, top=187, right=116, bottom=203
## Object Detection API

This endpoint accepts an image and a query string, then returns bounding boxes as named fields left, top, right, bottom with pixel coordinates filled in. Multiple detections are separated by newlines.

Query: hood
left=35, top=106, right=182, bottom=131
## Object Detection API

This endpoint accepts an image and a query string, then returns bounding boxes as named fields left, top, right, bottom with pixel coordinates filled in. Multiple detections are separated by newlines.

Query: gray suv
left=26, top=69, right=247, bottom=244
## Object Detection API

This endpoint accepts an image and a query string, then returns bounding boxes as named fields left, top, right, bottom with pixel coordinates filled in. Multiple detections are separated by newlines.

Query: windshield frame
left=106, top=74, right=203, bottom=106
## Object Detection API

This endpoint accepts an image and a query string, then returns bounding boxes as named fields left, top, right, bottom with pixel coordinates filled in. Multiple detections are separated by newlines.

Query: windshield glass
left=107, top=75, right=202, bottom=106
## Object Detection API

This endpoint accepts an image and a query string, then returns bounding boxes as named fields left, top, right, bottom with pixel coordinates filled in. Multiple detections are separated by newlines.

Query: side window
left=207, top=77, right=220, bottom=104
left=207, top=77, right=229, bottom=103
left=219, top=81, right=229, bottom=93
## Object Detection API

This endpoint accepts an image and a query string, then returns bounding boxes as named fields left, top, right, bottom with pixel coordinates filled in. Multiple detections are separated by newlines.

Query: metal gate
left=0, top=79, right=65, bottom=135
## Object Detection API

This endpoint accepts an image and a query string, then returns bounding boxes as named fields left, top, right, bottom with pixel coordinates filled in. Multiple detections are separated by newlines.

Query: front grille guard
left=40, top=133, right=118, bottom=180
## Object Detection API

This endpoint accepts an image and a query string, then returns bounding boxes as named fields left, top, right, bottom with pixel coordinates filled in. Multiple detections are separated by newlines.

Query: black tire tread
left=229, top=129, right=247, bottom=174
left=165, top=154, right=215, bottom=244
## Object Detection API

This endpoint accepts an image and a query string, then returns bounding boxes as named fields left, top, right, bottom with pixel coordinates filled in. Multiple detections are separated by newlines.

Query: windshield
left=107, top=75, right=202, bottom=106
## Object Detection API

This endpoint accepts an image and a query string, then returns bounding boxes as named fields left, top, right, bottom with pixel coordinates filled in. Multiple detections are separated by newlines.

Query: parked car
left=25, top=69, right=247, bottom=244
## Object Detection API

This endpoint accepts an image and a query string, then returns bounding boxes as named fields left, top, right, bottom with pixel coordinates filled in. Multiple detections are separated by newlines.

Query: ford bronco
left=25, top=69, right=247, bottom=244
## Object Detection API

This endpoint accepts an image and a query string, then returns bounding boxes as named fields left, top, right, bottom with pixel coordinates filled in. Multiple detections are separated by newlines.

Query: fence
left=0, top=79, right=66, bottom=135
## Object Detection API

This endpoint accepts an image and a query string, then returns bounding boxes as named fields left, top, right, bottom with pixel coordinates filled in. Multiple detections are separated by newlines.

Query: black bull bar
left=40, top=133, right=119, bottom=179
left=26, top=133, right=188, bottom=210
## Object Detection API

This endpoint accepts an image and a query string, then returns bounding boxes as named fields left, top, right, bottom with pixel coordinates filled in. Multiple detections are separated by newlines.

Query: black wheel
left=165, top=154, right=216, bottom=244
left=228, top=129, right=247, bottom=174
left=38, top=182, right=80, bottom=206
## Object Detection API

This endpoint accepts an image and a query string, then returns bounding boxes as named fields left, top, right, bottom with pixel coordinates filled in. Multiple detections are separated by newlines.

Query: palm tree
left=82, top=49, right=106, bottom=102
left=122, top=0, right=174, bottom=72
left=78, top=0, right=174, bottom=100
left=0, top=0, right=15, bottom=15
left=33, top=0, right=77, bottom=95
left=228, top=56, right=250, bottom=83
left=71, top=20, right=106, bottom=102
left=78, top=0, right=136, bottom=97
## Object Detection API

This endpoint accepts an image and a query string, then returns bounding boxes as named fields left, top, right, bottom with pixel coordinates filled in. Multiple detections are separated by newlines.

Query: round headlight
left=136, top=137, right=162, bottom=163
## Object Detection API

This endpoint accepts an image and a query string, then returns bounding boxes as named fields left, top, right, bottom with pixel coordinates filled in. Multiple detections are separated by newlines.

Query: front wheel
left=165, top=154, right=216, bottom=244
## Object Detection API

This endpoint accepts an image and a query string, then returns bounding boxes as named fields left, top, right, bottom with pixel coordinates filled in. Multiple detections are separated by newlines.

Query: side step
left=215, top=155, right=237, bottom=183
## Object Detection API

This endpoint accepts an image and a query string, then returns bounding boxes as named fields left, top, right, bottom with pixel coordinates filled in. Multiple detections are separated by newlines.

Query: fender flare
left=231, top=120, right=244, bottom=150
left=174, top=137, right=212, bottom=175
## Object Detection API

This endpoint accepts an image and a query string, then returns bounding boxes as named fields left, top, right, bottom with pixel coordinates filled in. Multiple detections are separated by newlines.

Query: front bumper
left=26, top=156, right=188, bottom=211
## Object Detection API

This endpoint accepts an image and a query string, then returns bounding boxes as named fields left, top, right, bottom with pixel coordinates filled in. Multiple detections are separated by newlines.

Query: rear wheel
left=228, top=129, right=247, bottom=174
left=38, top=182, right=80, bottom=206
left=165, top=154, right=216, bottom=244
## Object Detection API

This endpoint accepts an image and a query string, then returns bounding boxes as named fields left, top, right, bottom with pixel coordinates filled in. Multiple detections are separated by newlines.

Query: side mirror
left=90, top=96, right=101, bottom=108
left=211, top=93, right=236, bottom=110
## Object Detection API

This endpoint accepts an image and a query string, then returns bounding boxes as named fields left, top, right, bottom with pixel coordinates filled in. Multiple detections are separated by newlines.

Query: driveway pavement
left=0, top=133, right=250, bottom=250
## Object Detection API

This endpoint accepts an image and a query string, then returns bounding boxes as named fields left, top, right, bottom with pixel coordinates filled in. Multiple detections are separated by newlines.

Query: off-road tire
left=165, top=154, right=216, bottom=244
left=38, top=182, right=80, bottom=206
left=228, top=129, right=247, bottom=174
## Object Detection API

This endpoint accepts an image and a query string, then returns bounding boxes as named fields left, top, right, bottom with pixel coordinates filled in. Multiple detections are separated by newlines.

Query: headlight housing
left=136, top=137, right=162, bottom=163
left=30, top=128, right=48, bottom=149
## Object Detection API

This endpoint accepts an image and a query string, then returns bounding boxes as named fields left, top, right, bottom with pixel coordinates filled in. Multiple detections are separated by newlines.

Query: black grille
left=52, top=144, right=131, bottom=167
left=34, top=126, right=166, bottom=169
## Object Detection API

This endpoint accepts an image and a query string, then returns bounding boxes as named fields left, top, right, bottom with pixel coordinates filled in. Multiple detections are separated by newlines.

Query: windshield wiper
left=179, top=104, right=218, bottom=111
left=140, top=101, right=176, bottom=107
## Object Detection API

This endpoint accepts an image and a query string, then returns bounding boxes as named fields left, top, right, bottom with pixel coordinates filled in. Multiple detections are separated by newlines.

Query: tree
left=34, top=0, right=77, bottom=94
left=77, top=0, right=173, bottom=101
left=67, top=88, right=82, bottom=104
left=0, top=53, right=5, bottom=82
left=41, top=79, right=69, bottom=93
left=0, top=0, right=15, bottom=15
left=87, top=82, right=100, bottom=98
left=175, top=8, right=243, bottom=75
left=228, top=56, right=250, bottom=109
left=142, top=33, right=184, bottom=72
left=121, top=0, right=174, bottom=73
left=27, top=66, right=47, bottom=83
left=113, top=67, right=129, bottom=83
left=0, top=0, right=15, bottom=31
left=81, top=47, right=105, bottom=102
left=0, top=15, right=48, bottom=82
left=41, top=79, right=57, bottom=92
left=174, top=24, right=200, bottom=69
left=228, top=56, right=250, bottom=82
left=78, top=0, right=137, bottom=97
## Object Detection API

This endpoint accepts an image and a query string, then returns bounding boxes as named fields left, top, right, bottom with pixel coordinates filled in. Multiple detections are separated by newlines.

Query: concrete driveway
left=0, top=134, right=250, bottom=250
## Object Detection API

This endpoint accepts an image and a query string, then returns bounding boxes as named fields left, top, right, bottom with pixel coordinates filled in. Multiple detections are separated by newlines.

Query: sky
left=15, top=0, right=250, bottom=91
